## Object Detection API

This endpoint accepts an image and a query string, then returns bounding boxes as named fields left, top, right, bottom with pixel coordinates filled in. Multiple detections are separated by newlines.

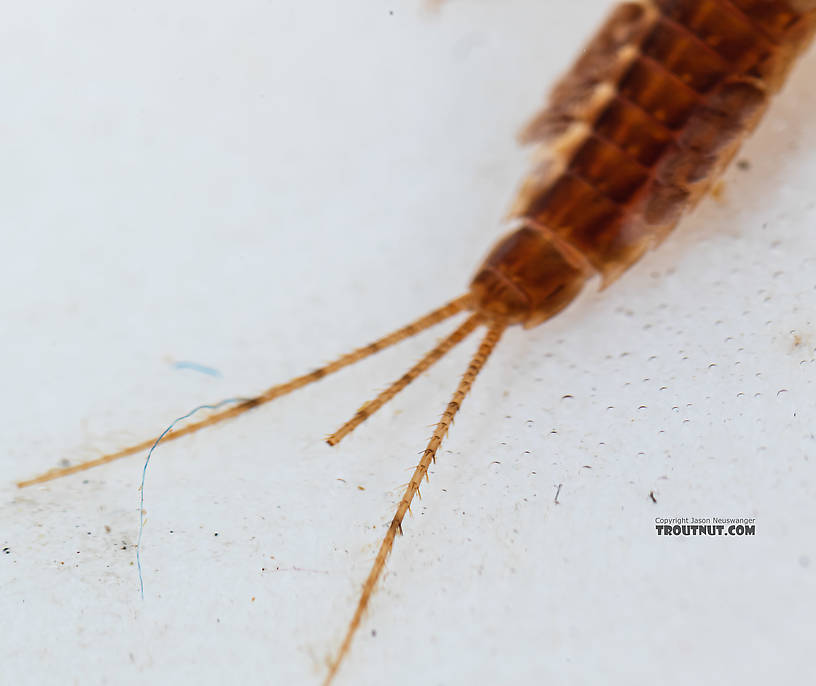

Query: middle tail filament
left=326, top=312, right=484, bottom=446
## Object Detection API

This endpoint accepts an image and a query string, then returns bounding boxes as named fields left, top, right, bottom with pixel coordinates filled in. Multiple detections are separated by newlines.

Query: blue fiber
left=137, top=397, right=249, bottom=598
left=172, top=360, right=222, bottom=377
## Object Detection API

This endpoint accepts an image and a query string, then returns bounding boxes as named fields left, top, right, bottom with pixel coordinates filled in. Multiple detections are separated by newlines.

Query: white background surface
left=2, top=1, right=815, bottom=684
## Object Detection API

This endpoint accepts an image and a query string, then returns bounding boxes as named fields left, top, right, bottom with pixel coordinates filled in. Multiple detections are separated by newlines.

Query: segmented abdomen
left=512, top=0, right=816, bottom=285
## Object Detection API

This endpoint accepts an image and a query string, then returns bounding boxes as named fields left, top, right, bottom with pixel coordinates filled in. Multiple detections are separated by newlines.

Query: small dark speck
left=737, top=159, right=751, bottom=171
left=649, top=491, right=657, bottom=503
left=104, top=525, right=111, bottom=534
left=2, top=547, right=10, bottom=554
left=389, top=10, right=394, bottom=15
left=213, top=532, right=219, bottom=537
left=371, top=629, right=377, bottom=637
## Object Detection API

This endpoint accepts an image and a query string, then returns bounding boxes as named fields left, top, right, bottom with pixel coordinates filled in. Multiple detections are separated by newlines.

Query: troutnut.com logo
left=655, top=517, right=756, bottom=537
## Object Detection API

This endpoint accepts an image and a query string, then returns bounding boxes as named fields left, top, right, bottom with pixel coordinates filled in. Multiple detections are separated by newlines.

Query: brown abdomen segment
left=472, top=0, right=815, bottom=327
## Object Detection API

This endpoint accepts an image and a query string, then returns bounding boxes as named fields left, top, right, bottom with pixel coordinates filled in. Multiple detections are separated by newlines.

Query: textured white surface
left=2, top=1, right=815, bottom=684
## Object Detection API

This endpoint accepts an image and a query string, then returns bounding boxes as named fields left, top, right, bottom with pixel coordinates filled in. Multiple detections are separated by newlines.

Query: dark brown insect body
left=18, top=2, right=816, bottom=684
left=472, top=0, right=816, bottom=328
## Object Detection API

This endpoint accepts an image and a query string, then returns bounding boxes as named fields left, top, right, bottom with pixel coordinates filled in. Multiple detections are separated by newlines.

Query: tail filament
left=327, top=312, right=483, bottom=446
left=322, top=319, right=505, bottom=686
left=16, top=295, right=472, bottom=488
